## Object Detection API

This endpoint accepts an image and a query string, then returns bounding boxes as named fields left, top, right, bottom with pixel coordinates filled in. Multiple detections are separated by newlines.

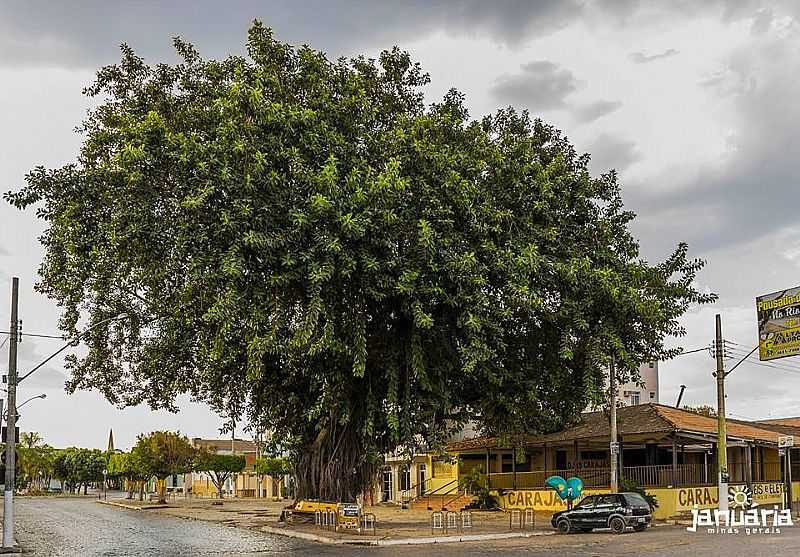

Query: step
left=410, top=495, right=475, bottom=511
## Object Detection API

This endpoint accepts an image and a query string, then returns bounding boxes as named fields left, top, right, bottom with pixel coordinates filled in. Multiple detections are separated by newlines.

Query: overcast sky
left=2, top=1, right=800, bottom=450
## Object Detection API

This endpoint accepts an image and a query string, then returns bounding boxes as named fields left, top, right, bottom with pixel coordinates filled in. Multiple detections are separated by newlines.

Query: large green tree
left=5, top=22, right=713, bottom=502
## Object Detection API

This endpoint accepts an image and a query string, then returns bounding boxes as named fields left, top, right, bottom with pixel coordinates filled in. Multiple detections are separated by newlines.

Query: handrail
left=425, top=478, right=459, bottom=510
left=400, top=476, right=433, bottom=504
left=442, top=486, right=471, bottom=511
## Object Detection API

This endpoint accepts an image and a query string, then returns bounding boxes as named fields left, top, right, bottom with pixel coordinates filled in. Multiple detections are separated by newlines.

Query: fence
left=479, top=462, right=786, bottom=490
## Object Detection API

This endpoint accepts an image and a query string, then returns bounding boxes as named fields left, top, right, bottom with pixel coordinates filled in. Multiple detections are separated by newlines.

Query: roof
left=655, top=405, right=779, bottom=444
left=755, top=417, right=800, bottom=436
left=192, top=438, right=257, bottom=453
left=448, top=403, right=782, bottom=451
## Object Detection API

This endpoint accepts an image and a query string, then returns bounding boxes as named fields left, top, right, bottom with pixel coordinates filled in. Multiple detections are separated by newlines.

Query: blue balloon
left=565, top=476, right=584, bottom=500
left=545, top=475, right=569, bottom=500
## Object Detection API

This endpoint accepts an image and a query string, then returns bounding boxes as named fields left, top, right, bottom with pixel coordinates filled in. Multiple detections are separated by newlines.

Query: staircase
left=409, top=493, right=476, bottom=511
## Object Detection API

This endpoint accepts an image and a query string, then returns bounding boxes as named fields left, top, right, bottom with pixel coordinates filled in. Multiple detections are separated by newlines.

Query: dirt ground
left=108, top=496, right=553, bottom=540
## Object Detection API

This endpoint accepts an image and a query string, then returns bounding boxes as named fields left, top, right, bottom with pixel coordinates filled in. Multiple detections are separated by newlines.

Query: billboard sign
left=756, top=286, right=800, bottom=361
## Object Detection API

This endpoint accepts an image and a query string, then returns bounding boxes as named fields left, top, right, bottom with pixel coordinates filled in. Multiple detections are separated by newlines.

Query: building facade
left=188, top=438, right=286, bottom=498
left=618, top=361, right=659, bottom=406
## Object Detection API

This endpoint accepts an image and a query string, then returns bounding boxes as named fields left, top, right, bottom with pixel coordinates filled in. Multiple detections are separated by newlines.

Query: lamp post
left=14, top=394, right=47, bottom=413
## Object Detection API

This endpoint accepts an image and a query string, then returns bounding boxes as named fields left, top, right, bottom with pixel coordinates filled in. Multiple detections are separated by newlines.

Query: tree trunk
left=294, top=422, right=377, bottom=502
left=139, top=481, right=145, bottom=501
left=157, top=478, right=167, bottom=504
left=83, top=483, right=87, bottom=495
left=127, top=479, right=135, bottom=499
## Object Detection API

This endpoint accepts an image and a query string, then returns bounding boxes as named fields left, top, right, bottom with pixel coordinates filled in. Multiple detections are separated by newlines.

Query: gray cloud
left=629, top=34, right=800, bottom=256
left=489, top=61, right=578, bottom=110
left=750, top=8, right=774, bottom=34
left=586, top=133, right=642, bottom=173
left=629, top=48, right=679, bottom=64
left=0, top=0, right=584, bottom=68
left=574, top=100, right=623, bottom=123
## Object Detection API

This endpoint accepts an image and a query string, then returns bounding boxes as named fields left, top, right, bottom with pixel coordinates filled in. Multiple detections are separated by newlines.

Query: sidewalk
left=97, top=496, right=557, bottom=545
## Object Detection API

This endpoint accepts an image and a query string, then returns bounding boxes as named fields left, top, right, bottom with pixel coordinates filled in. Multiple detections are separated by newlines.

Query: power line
left=724, top=347, right=800, bottom=376
left=674, top=346, right=712, bottom=356
left=0, top=330, right=65, bottom=340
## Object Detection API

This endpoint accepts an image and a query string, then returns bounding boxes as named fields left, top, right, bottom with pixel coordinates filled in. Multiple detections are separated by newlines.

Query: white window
left=630, top=392, right=640, bottom=405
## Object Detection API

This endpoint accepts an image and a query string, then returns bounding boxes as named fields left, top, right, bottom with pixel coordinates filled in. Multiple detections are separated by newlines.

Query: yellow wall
left=497, top=481, right=800, bottom=520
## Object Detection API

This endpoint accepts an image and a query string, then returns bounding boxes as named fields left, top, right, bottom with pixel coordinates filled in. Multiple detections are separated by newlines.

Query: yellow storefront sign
left=497, top=482, right=795, bottom=520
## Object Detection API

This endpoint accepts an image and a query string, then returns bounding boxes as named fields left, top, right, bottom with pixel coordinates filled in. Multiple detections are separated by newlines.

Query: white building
left=618, top=361, right=659, bottom=406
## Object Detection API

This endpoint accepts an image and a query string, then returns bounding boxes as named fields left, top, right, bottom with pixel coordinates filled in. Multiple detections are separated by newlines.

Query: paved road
left=14, top=497, right=309, bottom=556
left=12, top=497, right=800, bottom=556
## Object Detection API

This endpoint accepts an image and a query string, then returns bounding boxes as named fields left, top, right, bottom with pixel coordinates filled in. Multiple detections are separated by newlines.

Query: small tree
left=134, top=431, right=195, bottom=503
left=194, top=451, right=246, bottom=499
left=108, top=452, right=149, bottom=499
left=254, top=457, right=292, bottom=498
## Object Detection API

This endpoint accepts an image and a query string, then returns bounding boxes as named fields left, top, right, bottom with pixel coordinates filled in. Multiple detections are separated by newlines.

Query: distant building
left=618, top=361, right=659, bottom=406
left=188, top=438, right=285, bottom=498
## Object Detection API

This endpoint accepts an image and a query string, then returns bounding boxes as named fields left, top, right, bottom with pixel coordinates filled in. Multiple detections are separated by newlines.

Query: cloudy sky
left=2, top=1, right=800, bottom=449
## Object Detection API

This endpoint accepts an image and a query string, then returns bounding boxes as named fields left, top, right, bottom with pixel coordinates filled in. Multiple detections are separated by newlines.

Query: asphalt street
left=11, top=497, right=800, bottom=556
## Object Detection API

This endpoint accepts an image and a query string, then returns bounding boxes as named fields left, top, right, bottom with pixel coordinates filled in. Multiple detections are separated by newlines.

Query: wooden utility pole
left=609, top=356, right=619, bottom=492
left=715, top=314, right=729, bottom=512
left=3, top=278, right=19, bottom=548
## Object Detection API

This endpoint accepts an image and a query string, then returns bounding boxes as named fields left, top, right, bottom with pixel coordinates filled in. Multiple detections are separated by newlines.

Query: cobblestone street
left=10, top=497, right=800, bottom=556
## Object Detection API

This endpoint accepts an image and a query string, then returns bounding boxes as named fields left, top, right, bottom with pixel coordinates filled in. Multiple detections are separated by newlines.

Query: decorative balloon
left=545, top=475, right=584, bottom=509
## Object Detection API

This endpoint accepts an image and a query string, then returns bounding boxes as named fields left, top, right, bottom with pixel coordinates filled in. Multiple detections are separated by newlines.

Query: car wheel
left=610, top=517, right=626, bottom=534
left=557, top=518, right=572, bottom=534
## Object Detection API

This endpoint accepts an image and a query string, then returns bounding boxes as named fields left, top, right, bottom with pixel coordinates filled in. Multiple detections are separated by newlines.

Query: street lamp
left=2, top=393, right=46, bottom=425
left=16, top=393, right=46, bottom=412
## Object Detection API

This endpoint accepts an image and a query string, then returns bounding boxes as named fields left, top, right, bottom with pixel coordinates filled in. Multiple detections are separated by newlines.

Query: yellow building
left=393, top=404, right=800, bottom=519
left=189, top=438, right=288, bottom=499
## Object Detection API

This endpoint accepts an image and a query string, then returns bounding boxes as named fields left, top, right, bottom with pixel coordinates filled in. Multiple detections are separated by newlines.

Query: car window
left=574, top=496, right=595, bottom=509
left=595, top=495, right=618, bottom=506
left=623, top=493, right=650, bottom=508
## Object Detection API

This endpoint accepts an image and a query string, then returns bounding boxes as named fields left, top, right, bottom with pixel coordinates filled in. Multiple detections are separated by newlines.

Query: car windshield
left=574, top=496, right=594, bottom=509
left=623, top=493, right=650, bottom=508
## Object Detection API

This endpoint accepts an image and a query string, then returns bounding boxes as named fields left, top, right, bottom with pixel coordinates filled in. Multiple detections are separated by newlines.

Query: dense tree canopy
left=5, top=22, right=714, bottom=501
left=133, top=431, right=194, bottom=503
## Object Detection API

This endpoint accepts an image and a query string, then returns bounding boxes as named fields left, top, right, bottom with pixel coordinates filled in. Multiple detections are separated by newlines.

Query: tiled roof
left=655, top=405, right=779, bottom=444
left=755, top=417, right=800, bottom=436
left=448, top=403, right=782, bottom=452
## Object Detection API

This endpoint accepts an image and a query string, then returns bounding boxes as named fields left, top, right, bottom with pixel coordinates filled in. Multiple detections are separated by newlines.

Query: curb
left=260, top=525, right=554, bottom=546
left=374, top=531, right=553, bottom=546
left=96, top=500, right=170, bottom=511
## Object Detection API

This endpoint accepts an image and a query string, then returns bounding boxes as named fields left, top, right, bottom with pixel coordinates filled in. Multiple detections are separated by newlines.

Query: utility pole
left=715, top=314, right=729, bottom=512
left=609, top=356, right=619, bottom=492
left=4, top=278, right=19, bottom=549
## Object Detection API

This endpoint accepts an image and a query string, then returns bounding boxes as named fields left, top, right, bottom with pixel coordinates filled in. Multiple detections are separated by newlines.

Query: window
left=630, top=392, right=640, bottom=405
left=574, top=496, right=595, bottom=509
left=400, top=466, right=411, bottom=492
left=595, top=495, right=620, bottom=506
left=648, top=362, right=655, bottom=368
left=649, top=391, right=655, bottom=399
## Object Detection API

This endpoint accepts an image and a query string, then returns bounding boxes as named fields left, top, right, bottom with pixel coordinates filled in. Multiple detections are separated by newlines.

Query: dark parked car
left=551, top=492, right=652, bottom=534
